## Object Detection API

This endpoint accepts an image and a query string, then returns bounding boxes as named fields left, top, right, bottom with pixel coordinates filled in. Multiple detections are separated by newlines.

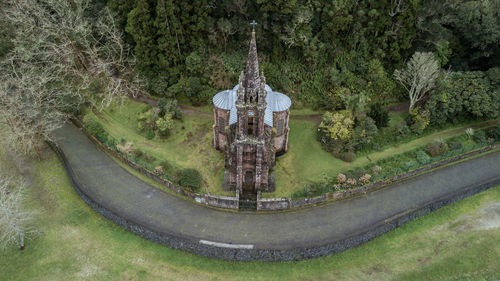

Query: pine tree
left=126, top=0, right=157, bottom=76
left=155, top=0, right=182, bottom=74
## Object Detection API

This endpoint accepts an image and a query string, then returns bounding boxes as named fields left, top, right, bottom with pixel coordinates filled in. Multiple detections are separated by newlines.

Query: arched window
left=276, top=119, right=284, bottom=135
left=247, top=116, right=254, bottom=135
left=218, top=117, right=225, bottom=133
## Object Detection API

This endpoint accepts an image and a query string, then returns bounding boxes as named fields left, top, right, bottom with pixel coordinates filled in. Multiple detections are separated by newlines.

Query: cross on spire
left=250, top=20, right=258, bottom=30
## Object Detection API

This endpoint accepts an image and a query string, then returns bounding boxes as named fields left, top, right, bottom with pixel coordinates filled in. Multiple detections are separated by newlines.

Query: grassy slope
left=0, top=143, right=500, bottom=280
left=273, top=117, right=498, bottom=197
left=85, top=100, right=497, bottom=197
left=84, top=100, right=228, bottom=195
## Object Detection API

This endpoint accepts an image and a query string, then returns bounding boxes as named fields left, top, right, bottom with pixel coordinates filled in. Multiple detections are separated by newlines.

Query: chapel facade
left=212, top=26, right=291, bottom=195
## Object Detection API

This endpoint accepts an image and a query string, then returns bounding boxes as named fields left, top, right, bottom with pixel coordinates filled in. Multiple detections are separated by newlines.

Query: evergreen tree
left=126, top=0, right=157, bottom=76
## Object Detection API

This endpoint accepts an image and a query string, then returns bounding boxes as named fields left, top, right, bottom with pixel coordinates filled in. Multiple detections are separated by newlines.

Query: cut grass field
left=1, top=142, right=500, bottom=280
left=273, top=117, right=498, bottom=197
left=83, top=100, right=228, bottom=196
left=85, top=99, right=498, bottom=198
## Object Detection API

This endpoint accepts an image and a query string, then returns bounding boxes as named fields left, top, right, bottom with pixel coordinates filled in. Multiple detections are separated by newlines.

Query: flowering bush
left=336, top=173, right=347, bottom=184
left=358, top=174, right=371, bottom=185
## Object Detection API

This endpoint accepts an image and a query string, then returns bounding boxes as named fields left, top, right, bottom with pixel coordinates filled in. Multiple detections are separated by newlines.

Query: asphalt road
left=53, top=124, right=500, bottom=250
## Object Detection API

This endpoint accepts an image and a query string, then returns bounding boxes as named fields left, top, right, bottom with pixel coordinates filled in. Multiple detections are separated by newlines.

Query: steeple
left=243, top=21, right=261, bottom=102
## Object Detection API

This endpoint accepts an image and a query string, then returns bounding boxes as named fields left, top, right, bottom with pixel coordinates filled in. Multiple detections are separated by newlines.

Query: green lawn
left=84, top=100, right=228, bottom=195
left=273, top=117, right=498, bottom=197
left=84, top=100, right=497, bottom=198
left=1, top=142, right=500, bottom=280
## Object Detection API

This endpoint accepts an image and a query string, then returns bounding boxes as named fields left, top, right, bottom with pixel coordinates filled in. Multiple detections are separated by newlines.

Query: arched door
left=243, top=170, right=254, bottom=192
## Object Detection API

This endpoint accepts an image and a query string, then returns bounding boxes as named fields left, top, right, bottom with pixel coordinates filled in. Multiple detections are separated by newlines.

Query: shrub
left=178, top=168, right=202, bottom=191
left=132, top=149, right=143, bottom=159
left=145, top=128, right=155, bottom=140
left=404, top=160, right=417, bottom=171
left=474, top=131, right=487, bottom=143
left=85, top=119, right=108, bottom=142
left=154, top=166, right=164, bottom=175
left=425, top=139, right=449, bottom=157
left=117, top=141, right=134, bottom=156
left=486, top=124, right=500, bottom=140
left=157, top=98, right=182, bottom=119
left=465, top=128, right=474, bottom=139
left=336, top=173, right=347, bottom=184
left=448, top=141, right=464, bottom=150
left=409, top=109, right=430, bottom=134
left=416, top=150, right=431, bottom=165
left=318, top=111, right=354, bottom=142
left=345, top=178, right=357, bottom=187
left=371, top=165, right=382, bottom=175
left=473, top=130, right=487, bottom=144
left=160, top=160, right=170, bottom=172
left=358, top=174, right=371, bottom=185
left=351, top=117, right=378, bottom=149
left=340, top=151, right=356, bottom=162
left=367, top=103, right=389, bottom=128
left=155, top=114, right=174, bottom=136
left=396, top=122, right=410, bottom=138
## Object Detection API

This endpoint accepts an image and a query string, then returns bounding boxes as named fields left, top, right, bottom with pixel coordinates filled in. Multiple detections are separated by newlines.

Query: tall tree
left=0, top=0, right=140, bottom=155
left=394, top=52, right=440, bottom=111
left=0, top=177, right=38, bottom=250
left=126, top=0, right=158, bottom=75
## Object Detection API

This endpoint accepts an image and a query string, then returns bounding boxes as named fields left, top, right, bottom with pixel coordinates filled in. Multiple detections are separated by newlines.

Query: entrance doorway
left=243, top=170, right=254, bottom=192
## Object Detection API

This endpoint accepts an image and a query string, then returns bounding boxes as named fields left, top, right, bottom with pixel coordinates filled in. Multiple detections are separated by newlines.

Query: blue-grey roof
left=215, top=84, right=291, bottom=127
left=212, top=90, right=237, bottom=110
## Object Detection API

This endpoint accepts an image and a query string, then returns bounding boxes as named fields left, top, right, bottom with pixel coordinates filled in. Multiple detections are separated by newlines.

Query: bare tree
left=0, top=177, right=38, bottom=250
left=0, top=0, right=143, bottom=156
left=394, top=52, right=440, bottom=112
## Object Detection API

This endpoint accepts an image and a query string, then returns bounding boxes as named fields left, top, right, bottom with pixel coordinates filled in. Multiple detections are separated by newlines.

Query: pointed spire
left=244, top=21, right=260, bottom=99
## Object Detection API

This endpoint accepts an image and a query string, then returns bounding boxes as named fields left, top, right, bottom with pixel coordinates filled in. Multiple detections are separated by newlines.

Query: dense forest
left=0, top=0, right=498, bottom=157
left=107, top=0, right=500, bottom=109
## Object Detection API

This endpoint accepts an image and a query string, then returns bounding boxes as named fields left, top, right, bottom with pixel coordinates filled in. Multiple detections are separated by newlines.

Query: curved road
left=54, top=124, right=500, bottom=260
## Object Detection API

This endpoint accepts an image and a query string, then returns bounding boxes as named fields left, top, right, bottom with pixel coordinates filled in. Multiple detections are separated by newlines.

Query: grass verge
left=0, top=143, right=500, bottom=280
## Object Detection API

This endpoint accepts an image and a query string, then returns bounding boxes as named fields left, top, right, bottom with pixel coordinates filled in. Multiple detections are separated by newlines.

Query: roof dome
left=215, top=84, right=291, bottom=128
left=212, top=90, right=237, bottom=110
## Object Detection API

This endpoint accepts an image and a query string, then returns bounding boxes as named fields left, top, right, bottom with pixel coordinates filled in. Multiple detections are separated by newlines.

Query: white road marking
left=199, top=240, right=254, bottom=249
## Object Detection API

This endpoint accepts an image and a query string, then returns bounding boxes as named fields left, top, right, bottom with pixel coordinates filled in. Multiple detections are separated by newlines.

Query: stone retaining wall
left=71, top=118, right=239, bottom=210
left=73, top=117, right=498, bottom=211
left=49, top=140, right=500, bottom=261
left=258, top=144, right=500, bottom=211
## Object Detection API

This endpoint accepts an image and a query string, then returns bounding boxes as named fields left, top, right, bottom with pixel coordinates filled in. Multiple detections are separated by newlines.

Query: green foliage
left=426, top=71, right=499, bottom=126
left=340, top=151, right=356, bottom=163
left=145, top=128, right=155, bottom=140
left=487, top=124, right=500, bottom=140
left=84, top=117, right=108, bottom=143
left=425, top=139, right=449, bottom=157
left=416, top=150, right=431, bottom=165
left=185, top=51, right=203, bottom=75
left=125, top=1, right=157, bottom=75
left=448, top=141, right=464, bottom=151
left=318, top=112, right=354, bottom=142
left=157, top=98, right=182, bottom=119
left=351, top=117, right=378, bottom=149
left=367, top=103, right=389, bottom=128
left=155, top=114, right=174, bottom=136
left=408, top=109, right=430, bottom=134
left=415, top=0, right=500, bottom=70
left=178, top=168, right=202, bottom=191
left=473, top=130, right=487, bottom=144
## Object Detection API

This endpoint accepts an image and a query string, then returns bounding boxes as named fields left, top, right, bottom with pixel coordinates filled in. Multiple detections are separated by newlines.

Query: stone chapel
left=212, top=24, right=291, bottom=195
